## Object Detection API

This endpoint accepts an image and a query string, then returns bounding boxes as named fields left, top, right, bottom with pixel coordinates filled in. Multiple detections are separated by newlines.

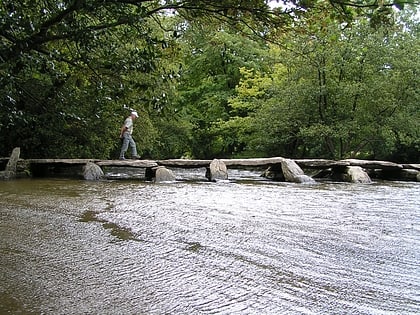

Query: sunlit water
left=0, top=169, right=419, bottom=314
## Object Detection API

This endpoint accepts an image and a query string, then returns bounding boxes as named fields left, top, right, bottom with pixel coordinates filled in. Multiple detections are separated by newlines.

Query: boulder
left=154, top=166, right=176, bottom=182
left=397, top=169, right=419, bottom=182
left=343, top=166, right=371, bottom=183
left=371, top=168, right=419, bottom=181
left=0, top=170, right=13, bottom=180
left=206, top=159, right=228, bottom=181
left=281, top=158, right=315, bottom=183
left=261, top=164, right=285, bottom=181
left=83, top=162, right=104, bottom=180
left=294, top=174, right=316, bottom=184
left=0, top=147, right=20, bottom=180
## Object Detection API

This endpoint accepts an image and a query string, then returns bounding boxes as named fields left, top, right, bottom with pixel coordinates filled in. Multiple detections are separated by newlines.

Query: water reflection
left=0, top=176, right=419, bottom=314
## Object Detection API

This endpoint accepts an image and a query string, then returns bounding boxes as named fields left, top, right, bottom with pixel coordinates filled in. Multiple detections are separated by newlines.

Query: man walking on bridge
left=119, top=111, right=140, bottom=160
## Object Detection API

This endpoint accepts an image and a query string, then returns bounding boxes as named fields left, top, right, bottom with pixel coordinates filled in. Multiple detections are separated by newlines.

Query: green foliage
left=0, top=0, right=275, bottom=158
left=173, top=23, right=270, bottom=158
left=0, top=0, right=180, bottom=158
left=227, top=8, right=419, bottom=161
left=0, top=0, right=417, bottom=162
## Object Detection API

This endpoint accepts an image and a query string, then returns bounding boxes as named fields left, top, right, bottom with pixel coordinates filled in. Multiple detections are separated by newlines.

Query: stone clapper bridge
left=1, top=147, right=419, bottom=183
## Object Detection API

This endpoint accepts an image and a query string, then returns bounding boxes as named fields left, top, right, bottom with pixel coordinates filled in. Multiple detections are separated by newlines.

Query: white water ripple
left=0, top=177, right=419, bottom=314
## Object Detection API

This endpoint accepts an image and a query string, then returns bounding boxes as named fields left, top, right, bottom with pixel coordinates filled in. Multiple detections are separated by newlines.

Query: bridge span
left=21, top=157, right=408, bottom=170
left=2, top=155, right=417, bottom=182
left=1, top=148, right=418, bottom=182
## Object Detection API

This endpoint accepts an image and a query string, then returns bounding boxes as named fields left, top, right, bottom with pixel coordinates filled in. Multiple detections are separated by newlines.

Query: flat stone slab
left=27, top=159, right=95, bottom=164
left=341, top=159, right=403, bottom=170
left=158, top=158, right=286, bottom=168
left=403, top=164, right=420, bottom=171
left=221, top=157, right=285, bottom=167
left=157, top=159, right=212, bottom=167
left=97, top=160, right=158, bottom=168
left=295, top=159, right=350, bottom=169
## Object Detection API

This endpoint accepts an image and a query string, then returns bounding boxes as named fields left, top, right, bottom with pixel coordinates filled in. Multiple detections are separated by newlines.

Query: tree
left=0, top=0, right=416, bottom=158
left=0, top=0, right=179, bottom=157
left=173, top=21, right=270, bottom=158
left=0, top=0, right=276, bottom=157
left=228, top=7, right=419, bottom=161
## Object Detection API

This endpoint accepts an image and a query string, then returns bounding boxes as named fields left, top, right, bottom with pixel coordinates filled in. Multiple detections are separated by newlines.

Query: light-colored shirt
left=123, top=117, right=134, bottom=134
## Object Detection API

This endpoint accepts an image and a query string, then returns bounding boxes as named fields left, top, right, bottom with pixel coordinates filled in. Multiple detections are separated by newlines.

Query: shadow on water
left=79, top=210, right=142, bottom=242
left=184, top=241, right=205, bottom=252
left=0, top=294, right=38, bottom=315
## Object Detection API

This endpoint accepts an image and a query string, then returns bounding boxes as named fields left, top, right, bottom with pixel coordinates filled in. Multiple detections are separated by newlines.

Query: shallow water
left=0, top=170, right=419, bottom=314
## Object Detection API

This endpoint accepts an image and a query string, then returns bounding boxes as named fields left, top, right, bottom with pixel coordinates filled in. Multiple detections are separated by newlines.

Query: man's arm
left=120, top=125, right=127, bottom=138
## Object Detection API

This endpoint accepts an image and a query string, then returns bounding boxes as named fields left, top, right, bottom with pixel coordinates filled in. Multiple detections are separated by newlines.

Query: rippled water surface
left=0, top=171, right=419, bottom=314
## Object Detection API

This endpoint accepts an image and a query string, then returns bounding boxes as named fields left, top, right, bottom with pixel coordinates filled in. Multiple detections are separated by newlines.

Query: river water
left=0, top=169, right=419, bottom=315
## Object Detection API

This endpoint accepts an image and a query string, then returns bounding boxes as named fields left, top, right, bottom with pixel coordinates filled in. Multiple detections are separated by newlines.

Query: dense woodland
left=1, top=0, right=419, bottom=162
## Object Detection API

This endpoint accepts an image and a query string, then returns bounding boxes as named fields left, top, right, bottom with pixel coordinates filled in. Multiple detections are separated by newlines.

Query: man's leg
left=128, top=136, right=139, bottom=158
left=119, top=134, right=129, bottom=159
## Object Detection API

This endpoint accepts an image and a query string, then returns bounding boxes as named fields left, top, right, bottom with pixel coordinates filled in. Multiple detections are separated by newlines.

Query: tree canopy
left=1, top=0, right=418, bottom=161
left=227, top=8, right=419, bottom=160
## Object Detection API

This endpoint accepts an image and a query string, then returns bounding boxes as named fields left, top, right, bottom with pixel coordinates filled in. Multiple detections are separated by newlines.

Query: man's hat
left=131, top=111, right=139, bottom=118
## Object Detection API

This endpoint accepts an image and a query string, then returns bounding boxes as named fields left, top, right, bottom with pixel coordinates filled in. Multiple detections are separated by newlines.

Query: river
left=0, top=169, right=419, bottom=314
